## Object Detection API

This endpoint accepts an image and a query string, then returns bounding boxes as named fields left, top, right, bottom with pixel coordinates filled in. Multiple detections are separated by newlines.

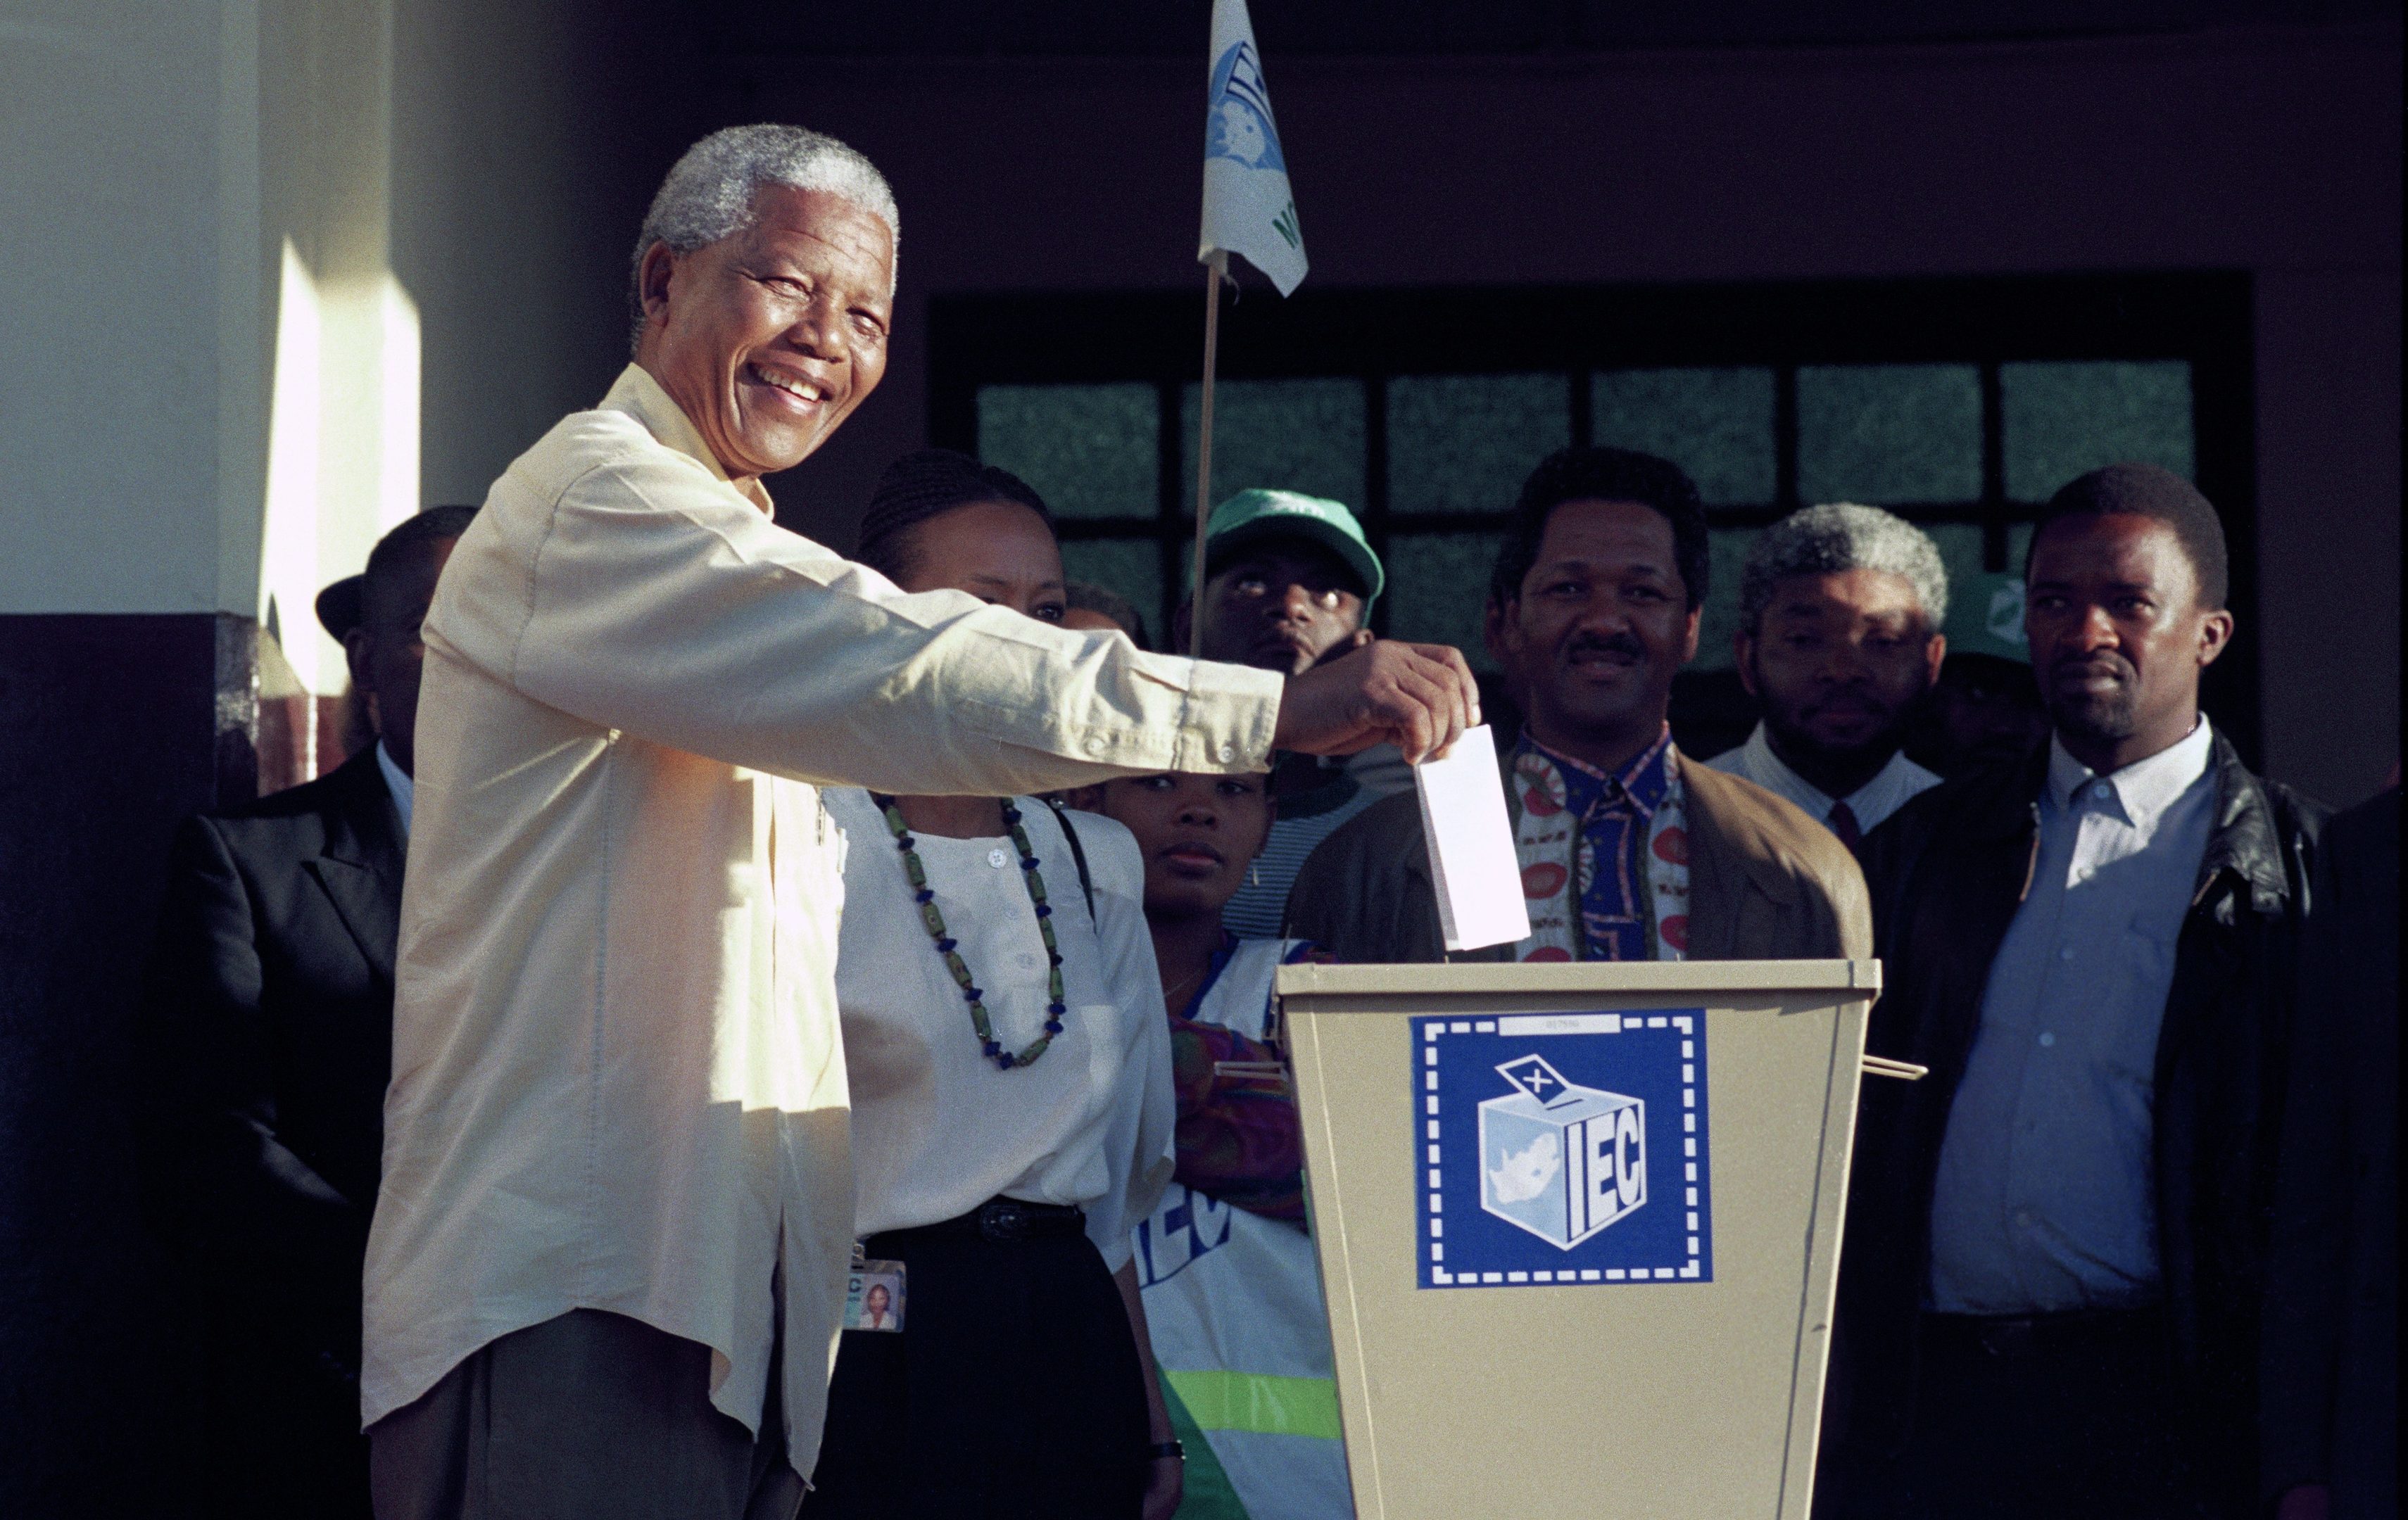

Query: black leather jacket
left=1825, top=732, right=2326, bottom=1513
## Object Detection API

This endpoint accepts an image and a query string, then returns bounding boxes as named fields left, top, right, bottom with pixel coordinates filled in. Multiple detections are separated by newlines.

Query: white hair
left=628, top=124, right=900, bottom=349
left=1740, top=502, right=1950, bottom=633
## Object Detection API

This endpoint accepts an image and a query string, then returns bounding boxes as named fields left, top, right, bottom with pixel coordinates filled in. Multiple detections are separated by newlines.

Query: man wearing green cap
left=1174, top=488, right=1394, bottom=937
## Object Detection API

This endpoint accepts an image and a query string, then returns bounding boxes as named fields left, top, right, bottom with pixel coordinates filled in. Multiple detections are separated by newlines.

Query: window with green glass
left=942, top=277, right=2244, bottom=744
left=2000, top=360, right=2194, bottom=502
left=976, top=383, right=1157, bottom=520
left=1594, top=368, right=1777, bottom=507
left=1796, top=363, right=1984, bottom=505
left=1383, top=533, right=1499, bottom=655
left=1179, top=379, right=1365, bottom=515
left=1389, top=374, right=1570, bottom=515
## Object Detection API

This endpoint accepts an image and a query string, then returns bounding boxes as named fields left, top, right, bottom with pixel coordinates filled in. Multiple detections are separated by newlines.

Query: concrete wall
left=738, top=21, right=2401, bottom=806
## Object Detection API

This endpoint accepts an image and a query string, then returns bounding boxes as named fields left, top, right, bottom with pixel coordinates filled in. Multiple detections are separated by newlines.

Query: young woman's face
left=1097, top=772, right=1275, bottom=920
left=893, top=498, right=1066, bottom=622
left=865, top=1283, right=890, bottom=1314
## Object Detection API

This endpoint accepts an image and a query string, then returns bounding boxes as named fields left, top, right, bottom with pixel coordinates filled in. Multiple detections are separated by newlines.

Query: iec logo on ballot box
left=1412, top=1010, right=1711, bottom=1289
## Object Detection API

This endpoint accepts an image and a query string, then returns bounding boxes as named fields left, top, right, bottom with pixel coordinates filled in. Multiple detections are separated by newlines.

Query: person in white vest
left=1094, top=771, right=1351, bottom=1520
left=360, top=125, right=1477, bottom=1520
left=1706, top=503, right=1948, bottom=847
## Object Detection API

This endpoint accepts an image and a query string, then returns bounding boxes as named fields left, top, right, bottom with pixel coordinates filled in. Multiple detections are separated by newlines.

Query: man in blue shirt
left=1822, top=465, right=2326, bottom=1519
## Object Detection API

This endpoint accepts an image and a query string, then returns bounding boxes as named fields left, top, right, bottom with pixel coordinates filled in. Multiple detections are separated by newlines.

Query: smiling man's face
left=634, top=183, right=895, bottom=484
left=1501, top=499, right=1698, bottom=768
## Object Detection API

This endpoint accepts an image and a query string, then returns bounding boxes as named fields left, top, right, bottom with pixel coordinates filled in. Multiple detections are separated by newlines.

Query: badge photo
left=843, top=1260, right=907, bottom=1333
left=1412, top=1010, right=1711, bottom=1288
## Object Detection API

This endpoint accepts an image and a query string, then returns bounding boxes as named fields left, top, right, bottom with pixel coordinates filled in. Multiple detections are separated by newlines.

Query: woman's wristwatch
left=1147, top=1440, right=1185, bottom=1463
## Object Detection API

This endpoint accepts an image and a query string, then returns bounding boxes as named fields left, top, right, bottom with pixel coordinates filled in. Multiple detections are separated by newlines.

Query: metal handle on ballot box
left=1860, top=1054, right=1929, bottom=1080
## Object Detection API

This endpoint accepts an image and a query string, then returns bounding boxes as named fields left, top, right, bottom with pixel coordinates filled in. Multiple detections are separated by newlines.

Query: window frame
left=931, top=272, right=2258, bottom=761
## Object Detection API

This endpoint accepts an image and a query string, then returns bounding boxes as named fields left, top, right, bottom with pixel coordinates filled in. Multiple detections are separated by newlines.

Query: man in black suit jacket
left=139, top=507, right=472, bottom=1519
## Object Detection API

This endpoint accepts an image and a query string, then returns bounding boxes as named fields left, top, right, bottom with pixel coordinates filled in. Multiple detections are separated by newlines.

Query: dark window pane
left=1387, top=374, right=1572, bottom=514
left=1922, top=524, right=1986, bottom=630
left=1385, top=532, right=1500, bottom=667
left=1693, top=528, right=1760, bottom=672
left=976, top=383, right=1158, bottom=520
left=1061, top=539, right=1165, bottom=647
left=1181, top=378, right=1365, bottom=515
left=2000, top=361, right=2193, bottom=502
left=1797, top=364, right=1982, bottom=504
left=1592, top=368, right=1776, bottom=505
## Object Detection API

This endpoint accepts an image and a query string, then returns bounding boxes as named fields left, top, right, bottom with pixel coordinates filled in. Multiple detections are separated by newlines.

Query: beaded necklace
left=870, top=794, right=1067, bottom=1071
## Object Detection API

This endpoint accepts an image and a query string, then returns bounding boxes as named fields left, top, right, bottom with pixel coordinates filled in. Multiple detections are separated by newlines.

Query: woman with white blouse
left=809, top=451, right=1182, bottom=1520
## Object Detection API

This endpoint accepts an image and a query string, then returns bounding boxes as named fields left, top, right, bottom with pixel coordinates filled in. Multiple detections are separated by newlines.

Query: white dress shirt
left=363, top=365, right=1282, bottom=1478
left=374, top=740, right=413, bottom=837
left=1704, top=722, right=1940, bottom=839
left=1927, top=718, right=2219, bottom=1314
left=828, top=790, right=1173, bottom=1269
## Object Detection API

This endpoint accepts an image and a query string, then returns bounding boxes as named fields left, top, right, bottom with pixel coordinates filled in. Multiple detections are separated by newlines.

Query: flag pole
left=1188, top=249, right=1228, bottom=659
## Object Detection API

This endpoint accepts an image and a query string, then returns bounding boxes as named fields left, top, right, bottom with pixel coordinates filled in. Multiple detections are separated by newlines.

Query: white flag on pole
left=1199, top=0, right=1306, bottom=296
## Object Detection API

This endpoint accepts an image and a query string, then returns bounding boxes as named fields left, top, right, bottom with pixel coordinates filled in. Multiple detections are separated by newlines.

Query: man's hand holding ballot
left=1273, top=638, right=1482, bottom=764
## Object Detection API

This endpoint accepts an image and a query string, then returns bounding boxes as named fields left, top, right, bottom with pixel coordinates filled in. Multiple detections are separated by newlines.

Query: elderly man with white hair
left=1706, top=503, right=1949, bottom=846
left=359, top=125, right=1478, bottom=1520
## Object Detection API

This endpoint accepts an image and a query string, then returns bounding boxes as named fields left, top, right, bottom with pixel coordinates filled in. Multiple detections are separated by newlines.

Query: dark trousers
left=367, top=1308, right=803, bottom=1520
left=1832, top=1308, right=2193, bottom=1520
left=807, top=1208, right=1149, bottom=1519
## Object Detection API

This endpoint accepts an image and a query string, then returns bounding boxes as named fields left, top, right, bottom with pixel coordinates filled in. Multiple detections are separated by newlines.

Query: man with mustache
left=1821, top=464, right=2327, bottom=1520
left=1706, top=503, right=1949, bottom=847
left=1286, top=446, right=1870, bottom=967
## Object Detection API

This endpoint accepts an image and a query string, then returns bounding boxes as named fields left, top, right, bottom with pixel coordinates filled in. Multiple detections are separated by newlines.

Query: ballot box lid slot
left=1275, top=958, right=1879, bottom=1004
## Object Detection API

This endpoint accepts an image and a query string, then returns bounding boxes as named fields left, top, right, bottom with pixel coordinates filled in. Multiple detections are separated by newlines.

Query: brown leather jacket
left=1282, top=750, right=1872, bottom=963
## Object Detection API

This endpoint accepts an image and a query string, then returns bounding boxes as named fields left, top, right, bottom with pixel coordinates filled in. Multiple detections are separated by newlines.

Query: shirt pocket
left=2091, top=907, right=2179, bottom=1084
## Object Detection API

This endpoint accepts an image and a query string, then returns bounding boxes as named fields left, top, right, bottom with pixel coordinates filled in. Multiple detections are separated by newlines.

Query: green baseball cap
left=1943, top=570, right=2031, bottom=664
left=1197, top=488, right=1385, bottom=607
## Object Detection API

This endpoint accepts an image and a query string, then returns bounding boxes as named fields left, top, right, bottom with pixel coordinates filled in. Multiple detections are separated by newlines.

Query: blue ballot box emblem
left=1480, top=1055, right=1645, bottom=1248
left=1415, top=1012, right=1710, bottom=1288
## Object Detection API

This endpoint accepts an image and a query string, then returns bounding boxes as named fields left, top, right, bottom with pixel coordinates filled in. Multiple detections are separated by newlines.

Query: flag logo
left=1198, top=0, right=1306, bottom=297
left=1207, top=40, right=1286, bottom=172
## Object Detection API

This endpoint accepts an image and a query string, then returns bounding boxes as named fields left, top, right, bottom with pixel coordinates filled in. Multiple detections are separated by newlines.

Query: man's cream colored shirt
left=361, top=366, right=1281, bottom=1477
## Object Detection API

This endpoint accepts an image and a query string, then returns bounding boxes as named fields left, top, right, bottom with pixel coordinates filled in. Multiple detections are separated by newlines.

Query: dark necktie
left=1827, top=800, right=1862, bottom=850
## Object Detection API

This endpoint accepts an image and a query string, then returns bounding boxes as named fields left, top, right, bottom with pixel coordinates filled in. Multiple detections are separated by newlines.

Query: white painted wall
left=0, top=2, right=257, bottom=618
left=0, top=0, right=689, bottom=695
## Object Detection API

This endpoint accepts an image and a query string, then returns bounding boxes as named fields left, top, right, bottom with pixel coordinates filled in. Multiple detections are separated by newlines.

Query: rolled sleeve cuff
left=1171, top=657, right=1282, bottom=773
left=1042, top=656, right=1280, bottom=775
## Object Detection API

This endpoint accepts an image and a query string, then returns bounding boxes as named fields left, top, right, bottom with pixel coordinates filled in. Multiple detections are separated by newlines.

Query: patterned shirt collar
left=1517, top=724, right=1676, bottom=821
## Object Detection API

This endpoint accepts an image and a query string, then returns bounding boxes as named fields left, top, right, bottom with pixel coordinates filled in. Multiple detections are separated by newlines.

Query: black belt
left=1923, top=1305, right=2164, bottom=1361
left=897, top=1197, right=1088, bottom=1244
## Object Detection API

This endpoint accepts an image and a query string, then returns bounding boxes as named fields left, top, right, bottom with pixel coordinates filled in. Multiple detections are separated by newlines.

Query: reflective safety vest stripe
left=1165, top=1369, right=1343, bottom=1441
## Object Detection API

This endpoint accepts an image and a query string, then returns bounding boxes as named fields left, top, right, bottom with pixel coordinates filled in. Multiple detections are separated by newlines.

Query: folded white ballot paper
left=1411, top=726, right=1531, bottom=954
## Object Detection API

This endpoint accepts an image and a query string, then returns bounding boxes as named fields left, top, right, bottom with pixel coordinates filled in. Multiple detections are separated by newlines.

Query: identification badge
left=843, top=1252, right=906, bottom=1334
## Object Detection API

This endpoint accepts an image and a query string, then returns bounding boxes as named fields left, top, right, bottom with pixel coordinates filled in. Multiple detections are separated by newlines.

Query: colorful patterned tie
left=1827, top=800, right=1862, bottom=851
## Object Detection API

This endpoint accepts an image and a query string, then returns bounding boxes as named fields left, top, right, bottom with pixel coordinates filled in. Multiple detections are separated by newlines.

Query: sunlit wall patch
left=1413, top=1011, right=1710, bottom=1289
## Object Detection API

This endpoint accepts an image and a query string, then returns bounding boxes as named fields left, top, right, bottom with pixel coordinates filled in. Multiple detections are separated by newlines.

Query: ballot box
left=1277, top=958, right=1881, bottom=1520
